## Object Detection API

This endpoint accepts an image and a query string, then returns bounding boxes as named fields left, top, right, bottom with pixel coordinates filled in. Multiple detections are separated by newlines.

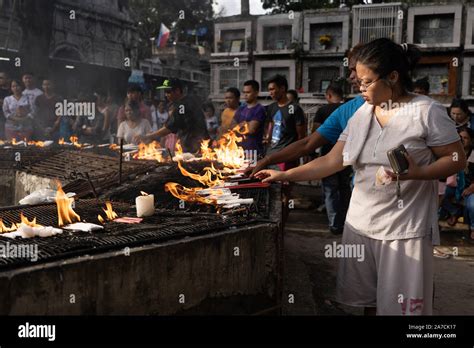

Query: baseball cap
left=156, top=78, right=183, bottom=91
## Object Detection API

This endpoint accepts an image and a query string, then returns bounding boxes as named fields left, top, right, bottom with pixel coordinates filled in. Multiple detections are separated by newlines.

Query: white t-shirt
left=117, top=119, right=152, bottom=145
left=2, top=95, right=31, bottom=131
left=206, top=116, right=219, bottom=131
left=338, top=95, right=460, bottom=244
left=2, top=95, right=29, bottom=119
left=150, top=106, right=169, bottom=132
left=22, top=88, right=43, bottom=116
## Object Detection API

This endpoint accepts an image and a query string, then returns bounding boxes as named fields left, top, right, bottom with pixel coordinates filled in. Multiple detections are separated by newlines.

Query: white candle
left=136, top=194, right=154, bottom=217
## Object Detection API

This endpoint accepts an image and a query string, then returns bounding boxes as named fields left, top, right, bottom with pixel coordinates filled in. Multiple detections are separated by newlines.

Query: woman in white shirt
left=256, top=38, right=465, bottom=315
left=116, top=101, right=151, bottom=145
left=2, top=79, right=33, bottom=140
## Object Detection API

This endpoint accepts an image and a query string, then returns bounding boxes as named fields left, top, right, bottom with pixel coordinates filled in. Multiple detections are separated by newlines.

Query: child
left=203, top=102, right=219, bottom=141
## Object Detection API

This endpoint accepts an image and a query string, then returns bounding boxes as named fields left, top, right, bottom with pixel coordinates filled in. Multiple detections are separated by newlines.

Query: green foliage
left=129, top=0, right=215, bottom=59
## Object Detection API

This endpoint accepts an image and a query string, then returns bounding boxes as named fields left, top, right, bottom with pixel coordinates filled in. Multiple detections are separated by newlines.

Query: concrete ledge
left=0, top=222, right=280, bottom=315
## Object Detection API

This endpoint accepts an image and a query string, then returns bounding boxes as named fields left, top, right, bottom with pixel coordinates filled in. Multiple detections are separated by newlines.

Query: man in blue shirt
left=248, top=44, right=365, bottom=178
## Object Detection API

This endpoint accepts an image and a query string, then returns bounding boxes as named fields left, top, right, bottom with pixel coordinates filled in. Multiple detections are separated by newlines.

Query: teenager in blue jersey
left=248, top=44, right=365, bottom=178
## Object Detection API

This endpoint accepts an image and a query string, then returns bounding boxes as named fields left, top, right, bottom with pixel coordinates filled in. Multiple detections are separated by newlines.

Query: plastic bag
left=375, top=166, right=393, bottom=186
left=19, top=189, right=76, bottom=205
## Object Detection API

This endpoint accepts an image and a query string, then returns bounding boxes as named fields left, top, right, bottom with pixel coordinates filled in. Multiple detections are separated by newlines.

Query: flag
left=156, top=23, right=170, bottom=48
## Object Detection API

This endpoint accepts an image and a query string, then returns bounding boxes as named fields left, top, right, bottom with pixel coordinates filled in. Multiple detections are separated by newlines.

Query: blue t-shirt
left=316, top=95, right=365, bottom=144
left=233, top=103, right=266, bottom=155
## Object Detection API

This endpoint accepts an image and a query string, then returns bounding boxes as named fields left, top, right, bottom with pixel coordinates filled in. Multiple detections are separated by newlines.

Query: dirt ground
left=282, top=183, right=474, bottom=316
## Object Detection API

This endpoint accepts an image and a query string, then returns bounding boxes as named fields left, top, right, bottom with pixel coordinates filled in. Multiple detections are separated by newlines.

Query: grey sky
left=213, top=0, right=268, bottom=16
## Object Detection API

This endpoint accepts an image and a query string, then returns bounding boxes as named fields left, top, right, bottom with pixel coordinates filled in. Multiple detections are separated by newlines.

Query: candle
left=136, top=192, right=154, bottom=217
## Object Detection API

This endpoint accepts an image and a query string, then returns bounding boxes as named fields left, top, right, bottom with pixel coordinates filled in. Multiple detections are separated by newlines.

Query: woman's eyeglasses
left=358, top=77, right=383, bottom=91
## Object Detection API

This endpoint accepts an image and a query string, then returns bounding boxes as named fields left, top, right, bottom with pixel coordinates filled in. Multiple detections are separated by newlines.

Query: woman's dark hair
left=413, top=77, right=430, bottom=93
left=202, top=101, right=215, bottom=114
left=450, top=98, right=471, bottom=117
left=458, top=126, right=474, bottom=138
left=356, top=38, right=421, bottom=91
left=10, top=79, right=23, bottom=89
left=125, top=100, right=140, bottom=119
left=226, top=87, right=240, bottom=99
left=458, top=126, right=474, bottom=157
left=287, top=89, right=299, bottom=101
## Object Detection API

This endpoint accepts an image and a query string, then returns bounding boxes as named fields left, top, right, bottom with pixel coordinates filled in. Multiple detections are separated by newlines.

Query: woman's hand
left=134, top=133, right=150, bottom=144
left=132, top=134, right=143, bottom=144
left=254, top=169, right=286, bottom=183
left=246, top=157, right=269, bottom=177
left=386, top=151, right=424, bottom=181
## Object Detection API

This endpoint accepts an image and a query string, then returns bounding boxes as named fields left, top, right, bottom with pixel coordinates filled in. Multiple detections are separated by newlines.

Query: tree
left=129, top=0, right=215, bottom=60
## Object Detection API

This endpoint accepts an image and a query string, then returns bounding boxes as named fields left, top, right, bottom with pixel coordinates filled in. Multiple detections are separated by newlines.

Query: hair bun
left=404, top=43, right=421, bottom=71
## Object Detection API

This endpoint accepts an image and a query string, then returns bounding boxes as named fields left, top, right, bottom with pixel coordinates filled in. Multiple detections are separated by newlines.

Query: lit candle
left=136, top=191, right=154, bottom=217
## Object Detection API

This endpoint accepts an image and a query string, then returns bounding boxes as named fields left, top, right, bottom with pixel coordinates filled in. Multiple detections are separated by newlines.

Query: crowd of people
left=0, top=69, right=308, bottom=157
left=1, top=37, right=474, bottom=315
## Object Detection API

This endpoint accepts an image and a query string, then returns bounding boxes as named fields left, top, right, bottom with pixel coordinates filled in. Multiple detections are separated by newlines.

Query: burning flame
left=133, top=141, right=165, bottom=162
left=201, top=139, right=216, bottom=161
left=140, top=191, right=149, bottom=196
left=55, top=183, right=80, bottom=226
left=109, top=144, right=119, bottom=150
left=197, top=123, right=249, bottom=169
left=11, top=138, right=18, bottom=145
left=98, top=201, right=118, bottom=224
left=164, top=183, right=217, bottom=205
left=19, top=212, right=42, bottom=227
left=58, top=136, right=81, bottom=147
left=214, top=123, right=248, bottom=169
left=177, top=161, right=223, bottom=188
left=175, top=141, right=183, bottom=155
left=70, top=136, right=82, bottom=148
left=27, top=140, right=45, bottom=147
left=204, top=163, right=226, bottom=180
left=0, top=218, right=16, bottom=233
left=173, top=123, right=251, bottom=188
left=162, top=123, right=252, bottom=207
left=0, top=213, right=43, bottom=233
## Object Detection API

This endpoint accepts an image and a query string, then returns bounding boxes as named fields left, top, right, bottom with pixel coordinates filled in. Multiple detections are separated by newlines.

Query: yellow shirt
left=220, top=107, right=237, bottom=132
